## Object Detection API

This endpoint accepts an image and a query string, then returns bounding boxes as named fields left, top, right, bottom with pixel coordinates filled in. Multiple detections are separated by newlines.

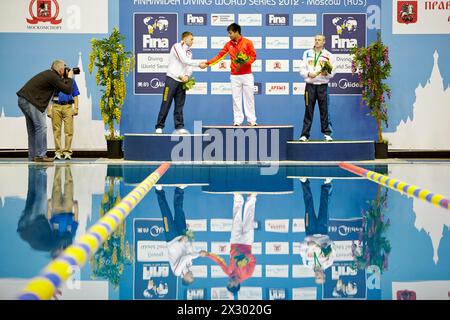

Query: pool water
left=0, top=162, right=449, bottom=300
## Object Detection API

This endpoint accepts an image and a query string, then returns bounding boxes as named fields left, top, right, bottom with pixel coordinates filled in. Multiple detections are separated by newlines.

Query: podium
left=124, top=127, right=376, bottom=162
left=124, top=125, right=294, bottom=161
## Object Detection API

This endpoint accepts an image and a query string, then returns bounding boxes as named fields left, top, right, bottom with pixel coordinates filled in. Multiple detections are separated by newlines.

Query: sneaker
left=248, top=122, right=258, bottom=126
left=299, top=177, right=307, bottom=183
left=233, top=123, right=241, bottom=126
left=34, top=156, right=54, bottom=163
left=155, top=185, right=162, bottom=191
left=64, top=154, right=72, bottom=160
left=324, top=135, right=333, bottom=142
left=299, top=136, right=308, bottom=142
left=324, top=178, right=333, bottom=184
left=54, top=154, right=63, bottom=160
left=155, top=128, right=163, bottom=134
left=174, top=128, right=190, bottom=134
left=178, top=185, right=188, bottom=190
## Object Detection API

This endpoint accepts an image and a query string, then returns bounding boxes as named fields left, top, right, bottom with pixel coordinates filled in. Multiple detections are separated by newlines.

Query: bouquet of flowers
left=233, top=52, right=250, bottom=65
left=234, top=254, right=250, bottom=268
left=233, top=52, right=250, bottom=71
left=320, top=60, right=333, bottom=74
left=183, top=229, right=195, bottom=241
left=179, top=76, right=196, bottom=91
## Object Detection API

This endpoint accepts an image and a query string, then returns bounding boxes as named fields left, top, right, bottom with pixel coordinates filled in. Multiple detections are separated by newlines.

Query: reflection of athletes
left=155, top=186, right=207, bottom=286
left=206, top=193, right=257, bottom=295
left=298, top=178, right=335, bottom=284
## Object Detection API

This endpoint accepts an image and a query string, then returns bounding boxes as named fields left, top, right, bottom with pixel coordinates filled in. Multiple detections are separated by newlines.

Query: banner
left=323, top=218, right=367, bottom=300
left=0, top=0, right=108, bottom=34
left=133, top=218, right=177, bottom=300
left=392, top=0, right=450, bottom=34
left=134, top=13, right=178, bottom=95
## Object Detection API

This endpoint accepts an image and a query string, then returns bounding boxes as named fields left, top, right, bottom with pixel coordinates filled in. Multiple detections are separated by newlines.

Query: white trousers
left=230, top=74, right=256, bottom=124
left=230, top=194, right=256, bottom=245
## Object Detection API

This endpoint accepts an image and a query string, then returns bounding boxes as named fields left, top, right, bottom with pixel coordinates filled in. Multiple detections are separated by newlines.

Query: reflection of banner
left=133, top=218, right=177, bottom=300
left=324, top=218, right=366, bottom=300
left=392, top=0, right=450, bottom=34
left=134, top=13, right=178, bottom=95
left=323, top=13, right=366, bottom=95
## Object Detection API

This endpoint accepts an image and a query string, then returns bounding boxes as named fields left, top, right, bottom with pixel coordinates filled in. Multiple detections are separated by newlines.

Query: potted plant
left=88, top=27, right=135, bottom=159
left=350, top=32, right=392, bottom=159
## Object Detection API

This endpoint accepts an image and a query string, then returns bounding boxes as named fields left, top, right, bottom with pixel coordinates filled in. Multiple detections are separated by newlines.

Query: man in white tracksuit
left=299, top=34, right=337, bottom=142
left=155, top=32, right=206, bottom=134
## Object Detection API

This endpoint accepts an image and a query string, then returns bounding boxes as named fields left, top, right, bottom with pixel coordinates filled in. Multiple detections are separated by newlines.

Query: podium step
left=201, top=125, right=294, bottom=161
left=287, top=140, right=375, bottom=161
left=124, top=125, right=294, bottom=161
left=124, top=133, right=207, bottom=161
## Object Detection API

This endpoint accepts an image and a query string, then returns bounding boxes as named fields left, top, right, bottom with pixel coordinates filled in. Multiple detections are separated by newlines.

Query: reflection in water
left=206, top=194, right=257, bottom=296
left=17, top=165, right=78, bottom=259
left=90, top=176, right=132, bottom=289
left=3, top=164, right=450, bottom=300
left=299, top=178, right=334, bottom=286
left=352, top=187, right=391, bottom=274
left=156, top=186, right=206, bottom=288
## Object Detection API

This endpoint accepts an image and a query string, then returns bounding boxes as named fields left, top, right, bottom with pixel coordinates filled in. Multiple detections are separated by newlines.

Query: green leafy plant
left=89, top=27, right=135, bottom=141
left=350, top=32, right=392, bottom=143
left=352, top=188, right=391, bottom=273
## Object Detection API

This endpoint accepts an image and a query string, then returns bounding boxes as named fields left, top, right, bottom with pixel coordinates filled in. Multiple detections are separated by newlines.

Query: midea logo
left=150, top=78, right=165, bottom=89
left=150, top=225, right=164, bottom=237
left=338, top=78, right=360, bottom=89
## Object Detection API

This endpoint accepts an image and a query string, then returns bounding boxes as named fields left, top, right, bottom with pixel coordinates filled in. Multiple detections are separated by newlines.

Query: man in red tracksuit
left=202, top=23, right=257, bottom=126
left=205, top=194, right=257, bottom=294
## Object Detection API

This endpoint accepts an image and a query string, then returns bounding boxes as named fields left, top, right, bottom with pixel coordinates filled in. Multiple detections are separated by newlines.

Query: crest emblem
left=27, top=0, right=62, bottom=25
left=397, top=1, right=418, bottom=24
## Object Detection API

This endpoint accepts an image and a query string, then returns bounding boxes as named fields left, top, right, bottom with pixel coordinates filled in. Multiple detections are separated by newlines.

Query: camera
left=64, top=67, right=80, bottom=77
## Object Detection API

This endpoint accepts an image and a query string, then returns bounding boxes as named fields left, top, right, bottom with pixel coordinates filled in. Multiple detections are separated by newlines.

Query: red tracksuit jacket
left=207, top=36, right=256, bottom=75
left=207, top=244, right=256, bottom=282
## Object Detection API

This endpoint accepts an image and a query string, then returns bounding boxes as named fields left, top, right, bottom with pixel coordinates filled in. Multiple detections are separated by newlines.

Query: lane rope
left=339, top=162, right=449, bottom=211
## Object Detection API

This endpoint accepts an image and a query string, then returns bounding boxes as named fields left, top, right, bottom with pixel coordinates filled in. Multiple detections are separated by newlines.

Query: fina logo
left=143, top=16, right=169, bottom=49
left=185, top=13, right=207, bottom=26
left=149, top=225, right=164, bottom=237
left=331, top=16, right=358, bottom=50
left=266, top=14, right=289, bottom=26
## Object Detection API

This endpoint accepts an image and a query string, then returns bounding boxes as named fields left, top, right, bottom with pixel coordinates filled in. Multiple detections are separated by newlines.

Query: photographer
left=17, top=60, right=74, bottom=162
left=48, top=77, right=80, bottom=160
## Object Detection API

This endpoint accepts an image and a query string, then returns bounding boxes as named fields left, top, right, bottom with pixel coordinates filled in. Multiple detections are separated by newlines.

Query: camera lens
left=72, top=67, right=80, bottom=75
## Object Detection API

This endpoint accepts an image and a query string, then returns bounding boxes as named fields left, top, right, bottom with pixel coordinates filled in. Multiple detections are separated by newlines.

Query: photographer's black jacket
left=16, top=69, right=73, bottom=113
